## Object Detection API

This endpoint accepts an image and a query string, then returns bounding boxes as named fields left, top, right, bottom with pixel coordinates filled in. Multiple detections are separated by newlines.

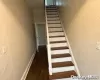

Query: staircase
left=45, top=5, right=79, bottom=80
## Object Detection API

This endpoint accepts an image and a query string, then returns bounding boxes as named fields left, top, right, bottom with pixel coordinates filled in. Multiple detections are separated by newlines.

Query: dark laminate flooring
left=26, top=46, right=49, bottom=80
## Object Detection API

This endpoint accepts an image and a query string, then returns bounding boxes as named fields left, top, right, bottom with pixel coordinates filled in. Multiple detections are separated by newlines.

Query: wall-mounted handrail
left=45, top=6, right=52, bottom=75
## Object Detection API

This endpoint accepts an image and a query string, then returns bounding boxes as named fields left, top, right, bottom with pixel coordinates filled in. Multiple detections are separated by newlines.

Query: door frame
left=34, top=22, right=45, bottom=51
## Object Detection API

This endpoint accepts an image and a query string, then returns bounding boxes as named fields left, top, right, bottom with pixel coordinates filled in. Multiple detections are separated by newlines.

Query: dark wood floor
left=26, top=46, right=49, bottom=80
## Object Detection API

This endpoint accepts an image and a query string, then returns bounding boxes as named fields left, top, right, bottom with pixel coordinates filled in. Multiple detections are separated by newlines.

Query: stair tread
left=51, top=54, right=71, bottom=58
left=48, top=22, right=60, bottom=24
left=47, top=13, right=58, bottom=15
left=52, top=61, right=74, bottom=68
left=49, top=31, right=63, bottom=33
left=47, top=16, right=59, bottom=18
left=49, top=35, right=65, bottom=38
left=48, top=27, right=62, bottom=28
left=50, top=41, right=67, bottom=43
left=51, top=46, right=69, bottom=50
left=50, top=70, right=77, bottom=79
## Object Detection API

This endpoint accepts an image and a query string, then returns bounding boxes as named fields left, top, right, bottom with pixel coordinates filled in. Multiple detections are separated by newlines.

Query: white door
left=35, top=23, right=46, bottom=50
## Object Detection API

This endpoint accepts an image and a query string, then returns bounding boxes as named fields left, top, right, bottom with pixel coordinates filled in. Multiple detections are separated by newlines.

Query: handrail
left=45, top=6, right=52, bottom=75
left=57, top=8, right=81, bottom=77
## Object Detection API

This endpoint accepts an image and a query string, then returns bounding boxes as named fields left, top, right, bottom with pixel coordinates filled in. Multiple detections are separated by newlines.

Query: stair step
left=48, top=23, right=60, bottom=24
left=50, top=42, right=68, bottom=47
left=47, top=11, right=57, bottom=13
left=47, top=15, right=58, bottom=17
left=51, top=57, right=72, bottom=63
left=49, top=36, right=65, bottom=38
left=52, top=61, right=74, bottom=68
left=48, top=27, right=62, bottom=32
left=48, top=26, right=61, bottom=28
left=51, top=46, right=69, bottom=50
left=49, top=32, right=64, bottom=37
left=52, top=54, right=71, bottom=58
left=46, top=8, right=57, bottom=10
left=52, top=66, right=75, bottom=73
left=49, top=31, right=63, bottom=33
left=50, top=41, right=67, bottom=43
left=49, top=37, right=66, bottom=42
left=48, top=24, right=61, bottom=27
left=47, top=13, right=58, bottom=15
left=48, top=21, right=60, bottom=23
left=51, top=49, right=70, bottom=54
left=46, top=6, right=57, bottom=8
left=46, top=9, right=57, bottom=12
left=54, top=78, right=76, bottom=80
left=47, top=10, right=57, bottom=12
left=47, top=16, right=59, bottom=18
left=47, top=17, right=59, bottom=20
left=51, top=70, right=77, bottom=79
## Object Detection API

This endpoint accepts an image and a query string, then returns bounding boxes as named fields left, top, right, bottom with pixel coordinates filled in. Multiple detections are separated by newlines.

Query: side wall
left=60, top=0, right=100, bottom=76
left=0, top=0, right=36, bottom=80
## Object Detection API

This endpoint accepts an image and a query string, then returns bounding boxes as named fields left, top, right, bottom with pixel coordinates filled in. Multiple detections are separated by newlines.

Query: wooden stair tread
left=49, top=31, right=63, bottom=33
left=48, top=27, right=61, bottom=28
left=49, top=35, right=65, bottom=38
left=47, top=16, right=59, bottom=18
left=51, top=54, right=71, bottom=58
left=51, top=70, right=77, bottom=79
left=48, top=23, right=60, bottom=24
left=52, top=61, right=74, bottom=68
left=47, top=13, right=58, bottom=15
left=50, top=41, right=67, bottom=43
left=51, top=46, right=69, bottom=50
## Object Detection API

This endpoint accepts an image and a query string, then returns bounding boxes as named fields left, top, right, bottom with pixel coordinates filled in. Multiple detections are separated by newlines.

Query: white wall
left=60, top=0, right=100, bottom=76
left=0, top=0, right=36, bottom=80
left=27, top=0, right=45, bottom=22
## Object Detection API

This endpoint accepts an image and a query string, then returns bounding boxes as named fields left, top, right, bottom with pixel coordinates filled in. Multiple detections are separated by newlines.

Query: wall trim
left=20, top=49, right=36, bottom=80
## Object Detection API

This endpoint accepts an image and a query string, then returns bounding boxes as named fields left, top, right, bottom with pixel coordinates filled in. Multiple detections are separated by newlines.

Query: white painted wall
left=27, top=0, right=45, bottom=22
left=0, top=0, right=36, bottom=80
left=59, top=0, right=100, bottom=76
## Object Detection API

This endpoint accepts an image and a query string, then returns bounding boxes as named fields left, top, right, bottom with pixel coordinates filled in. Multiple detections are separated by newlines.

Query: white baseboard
left=21, top=49, right=36, bottom=80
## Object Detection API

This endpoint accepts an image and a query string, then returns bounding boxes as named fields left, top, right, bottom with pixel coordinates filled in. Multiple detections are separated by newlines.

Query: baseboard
left=21, top=49, right=36, bottom=80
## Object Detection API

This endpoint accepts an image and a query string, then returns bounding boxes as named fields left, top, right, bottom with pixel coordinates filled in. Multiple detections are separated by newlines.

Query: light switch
left=96, top=42, right=100, bottom=50
left=0, top=46, right=7, bottom=55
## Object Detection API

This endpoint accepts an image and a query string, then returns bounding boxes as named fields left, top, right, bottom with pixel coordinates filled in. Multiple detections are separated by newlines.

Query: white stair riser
left=47, top=18, right=59, bottom=20
left=49, top=28, right=62, bottom=32
left=48, top=24, right=61, bottom=27
left=47, top=12, right=57, bottom=13
left=50, top=43, right=68, bottom=47
left=51, top=57, right=72, bottom=63
left=47, top=15, right=58, bottom=16
left=51, top=49, right=70, bottom=54
left=49, top=37, right=66, bottom=42
left=48, top=21, right=60, bottom=23
left=52, top=66, right=75, bottom=73
left=49, top=32, right=64, bottom=36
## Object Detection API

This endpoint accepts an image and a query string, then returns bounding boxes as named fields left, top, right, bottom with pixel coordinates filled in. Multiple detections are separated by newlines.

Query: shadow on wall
left=60, top=0, right=87, bottom=28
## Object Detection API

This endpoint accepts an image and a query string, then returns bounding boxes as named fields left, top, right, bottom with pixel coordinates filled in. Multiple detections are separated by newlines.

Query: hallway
left=26, top=46, right=49, bottom=80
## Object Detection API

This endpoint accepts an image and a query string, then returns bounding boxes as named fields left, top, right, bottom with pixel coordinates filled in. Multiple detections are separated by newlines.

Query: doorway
left=35, top=23, right=46, bottom=51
